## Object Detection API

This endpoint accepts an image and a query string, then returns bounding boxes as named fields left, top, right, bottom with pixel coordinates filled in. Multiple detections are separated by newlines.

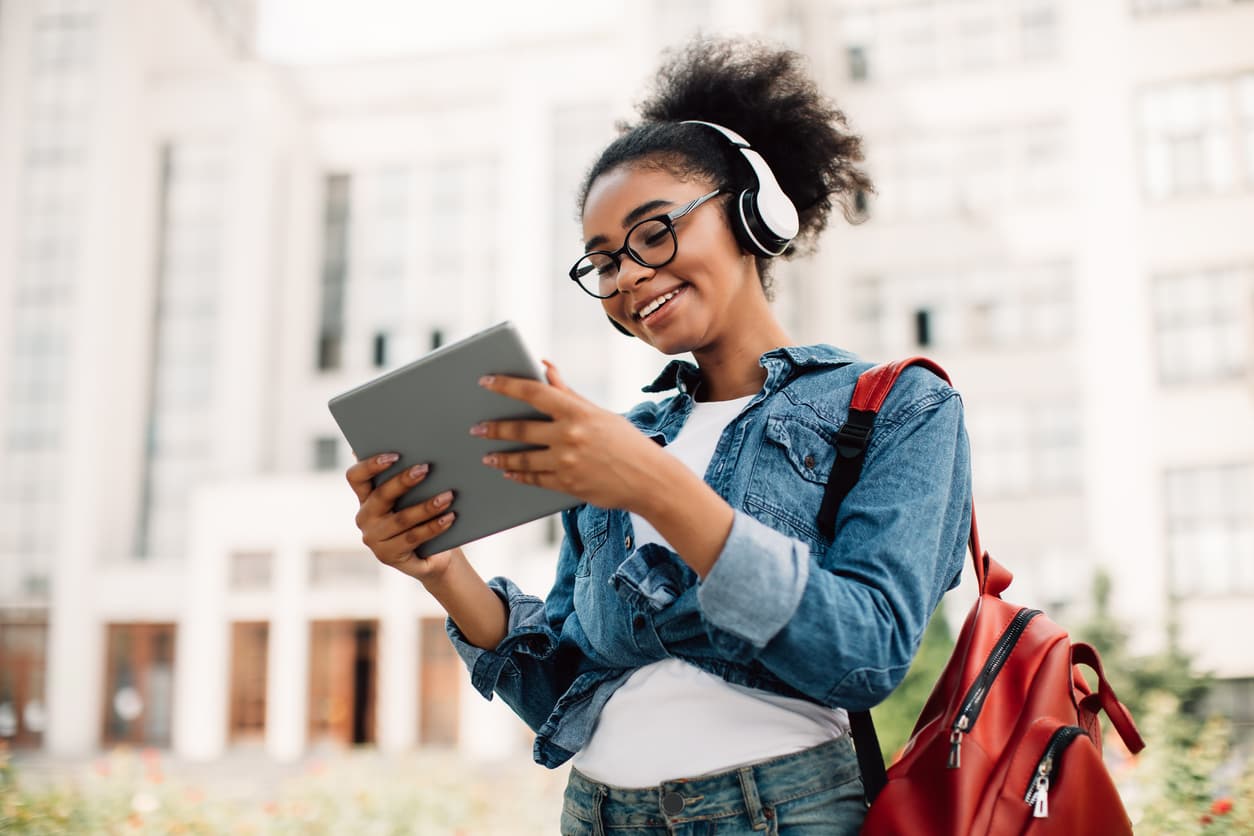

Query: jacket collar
left=641, top=344, right=860, bottom=395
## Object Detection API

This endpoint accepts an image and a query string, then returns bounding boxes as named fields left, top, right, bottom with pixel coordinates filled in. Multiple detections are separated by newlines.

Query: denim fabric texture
left=447, top=344, right=973, bottom=769
left=560, top=736, right=865, bottom=835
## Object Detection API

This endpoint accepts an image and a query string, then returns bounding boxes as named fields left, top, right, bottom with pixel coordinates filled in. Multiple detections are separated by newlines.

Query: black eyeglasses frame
left=568, top=189, right=724, bottom=299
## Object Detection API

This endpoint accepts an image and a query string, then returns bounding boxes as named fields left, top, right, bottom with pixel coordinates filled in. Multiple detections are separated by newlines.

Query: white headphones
left=682, top=120, right=800, bottom=258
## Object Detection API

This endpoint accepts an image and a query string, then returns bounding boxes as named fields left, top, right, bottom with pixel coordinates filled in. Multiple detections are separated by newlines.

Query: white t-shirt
left=571, top=394, right=849, bottom=787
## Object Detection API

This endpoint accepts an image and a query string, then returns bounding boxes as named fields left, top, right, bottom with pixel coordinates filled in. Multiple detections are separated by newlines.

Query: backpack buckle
left=835, top=410, right=876, bottom=459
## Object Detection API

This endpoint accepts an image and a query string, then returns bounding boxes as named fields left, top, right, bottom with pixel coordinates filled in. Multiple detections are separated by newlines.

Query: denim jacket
left=447, top=344, right=973, bottom=769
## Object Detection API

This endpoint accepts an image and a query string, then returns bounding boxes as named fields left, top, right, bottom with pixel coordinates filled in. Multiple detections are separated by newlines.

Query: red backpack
left=817, top=357, right=1146, bottom=835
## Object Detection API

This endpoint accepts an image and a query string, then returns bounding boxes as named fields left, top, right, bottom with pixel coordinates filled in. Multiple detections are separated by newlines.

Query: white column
left=266, top=538, right=308, bottom=762
left=171, top=497, right=231, bottom=760
left=376, top=569, right=418, bottom=753
left=44, top=555, right=100, bottom=756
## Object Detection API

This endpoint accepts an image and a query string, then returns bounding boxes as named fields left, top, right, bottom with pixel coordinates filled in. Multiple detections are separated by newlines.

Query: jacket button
left=624, top=535, right=633, bottom=550
left=661, top=790, right=685, bottom=816
left=804, top=454, right=816, bottom=469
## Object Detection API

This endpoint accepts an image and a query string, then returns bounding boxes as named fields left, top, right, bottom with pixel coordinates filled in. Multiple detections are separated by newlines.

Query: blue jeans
left=559, top=736, right=866, bottom=835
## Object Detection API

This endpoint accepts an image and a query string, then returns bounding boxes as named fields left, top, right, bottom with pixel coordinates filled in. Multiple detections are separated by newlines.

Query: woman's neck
left=691, top=317, right=793, bottom=402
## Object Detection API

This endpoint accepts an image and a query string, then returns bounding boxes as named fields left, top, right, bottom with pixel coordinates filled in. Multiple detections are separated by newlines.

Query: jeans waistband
left=565, top=735, right=860, bottom=830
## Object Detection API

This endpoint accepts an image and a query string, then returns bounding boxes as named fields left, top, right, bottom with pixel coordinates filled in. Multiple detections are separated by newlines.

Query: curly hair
left=578, top=36, right=874, bottom=293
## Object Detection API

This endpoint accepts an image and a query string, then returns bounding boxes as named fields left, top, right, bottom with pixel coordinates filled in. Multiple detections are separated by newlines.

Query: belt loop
left=737, top=766, right=768, bottom=831
left=592, top=783, right=608, bottom=836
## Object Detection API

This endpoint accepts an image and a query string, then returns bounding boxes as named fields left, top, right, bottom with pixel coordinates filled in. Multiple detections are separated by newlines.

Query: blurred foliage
left=0, top=742, right=565, bottom=835
left=1074, top=567, right=1213, bottom=723
left=1131, top=697, right=1254, bottom=835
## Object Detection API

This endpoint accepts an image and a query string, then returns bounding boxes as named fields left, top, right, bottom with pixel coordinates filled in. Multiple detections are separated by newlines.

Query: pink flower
left=1211, top=798, right=1233, bottom=815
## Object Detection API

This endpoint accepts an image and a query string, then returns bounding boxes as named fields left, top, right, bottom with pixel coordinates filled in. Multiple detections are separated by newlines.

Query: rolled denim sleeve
left=445, top=507, right=586, bottom=732
left=699, top=376, right=972, bottom=711
left=697, top=512, right=810, bottom=651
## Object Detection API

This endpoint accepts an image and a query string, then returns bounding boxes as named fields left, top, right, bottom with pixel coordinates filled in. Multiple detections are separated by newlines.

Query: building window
left=229, top=551, right=273, bottom=591
left=1131, top=0, right=1203, bottom=13
left=838, top=0, right=1057, bottom=82
left=317, top=174, right=351, bottom=372
left=372, top=332, right=388, bottom=368
left=2, top=0, right=100, bottom=585
left=967, top=403, right=1082, bottom=497
left=1165, top=465, right=1254, bottom=597
left=1239, top=74, right=1254, bottom=185
left=1152, top=267, right=1251, bottom=384
left=312, top=436, right=338, bottom=472
left=135, top=142, right=227, bottom=560
left=545, top=514, right=562, bottom=546
left=871, top=120, right=1068, bottom=222
left=1018, top=0, right=1059, bottom=60
left=1200, top=677, right=1254, bottom=739
left=914, top=309, right=932, bottom=347
left=310, top=550, right=378, bottom=587
left=1140, top=78, right=1236, bottom=198
left=847, top=45, right=869, bottom=81
left=851, top=263, right=1072, bottom=356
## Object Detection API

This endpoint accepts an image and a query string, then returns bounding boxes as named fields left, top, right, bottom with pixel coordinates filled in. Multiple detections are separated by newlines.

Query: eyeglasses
left=569, top=189, right=723, bottom=299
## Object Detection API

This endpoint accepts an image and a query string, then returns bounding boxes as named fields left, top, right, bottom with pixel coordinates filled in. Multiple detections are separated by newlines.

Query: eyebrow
left=583, top=198, right=675, bottom=252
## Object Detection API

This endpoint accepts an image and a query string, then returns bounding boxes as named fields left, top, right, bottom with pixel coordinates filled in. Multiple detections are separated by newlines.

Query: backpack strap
left=816, top=357, right=952, bottom=540
left=820, top=357, right=955, bottom=805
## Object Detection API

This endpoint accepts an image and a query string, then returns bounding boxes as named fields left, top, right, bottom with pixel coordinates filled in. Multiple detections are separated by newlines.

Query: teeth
left=639, top=289, right=679, bottom=319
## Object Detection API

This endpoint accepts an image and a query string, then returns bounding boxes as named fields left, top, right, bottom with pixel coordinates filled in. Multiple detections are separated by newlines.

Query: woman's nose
left=614, top=257, right=654, bottom=294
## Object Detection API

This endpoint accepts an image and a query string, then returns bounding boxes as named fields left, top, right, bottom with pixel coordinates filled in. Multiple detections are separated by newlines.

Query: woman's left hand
left=472, top=361, right=665, bottom=512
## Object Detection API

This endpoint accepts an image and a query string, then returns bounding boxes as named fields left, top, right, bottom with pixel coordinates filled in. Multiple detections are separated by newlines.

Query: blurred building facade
left=0, top=0, right=1251, bottom=762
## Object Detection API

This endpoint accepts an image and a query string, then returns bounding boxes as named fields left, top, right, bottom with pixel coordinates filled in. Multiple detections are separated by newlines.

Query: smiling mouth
left=635, top=286, right=686, bottom=321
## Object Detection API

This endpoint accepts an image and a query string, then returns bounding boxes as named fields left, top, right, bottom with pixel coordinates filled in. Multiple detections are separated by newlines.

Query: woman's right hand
left=347, top=453, right=463, bottom=584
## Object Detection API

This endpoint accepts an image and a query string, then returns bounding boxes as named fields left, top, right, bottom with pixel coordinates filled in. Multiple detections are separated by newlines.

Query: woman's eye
left=642, top=229, right=669, bottom=248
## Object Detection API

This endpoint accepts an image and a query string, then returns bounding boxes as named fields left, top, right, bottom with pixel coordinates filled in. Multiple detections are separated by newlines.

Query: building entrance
left=102, top=623, right=176, bottom=747
left=308, top=619, right=377, bottom=747
left=0, top=617, right=48, bottom=748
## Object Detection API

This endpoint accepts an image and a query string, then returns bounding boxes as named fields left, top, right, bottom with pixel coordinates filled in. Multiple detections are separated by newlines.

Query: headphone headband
left=681, top=119, right=799, bottom=257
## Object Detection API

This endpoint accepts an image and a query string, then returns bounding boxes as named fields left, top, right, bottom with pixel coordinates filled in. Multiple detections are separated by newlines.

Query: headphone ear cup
left=723, top=190, right=759, bottom=255
left=737, top=190, right=790, bottom=258
left=606, top=314, right=634, bottom=337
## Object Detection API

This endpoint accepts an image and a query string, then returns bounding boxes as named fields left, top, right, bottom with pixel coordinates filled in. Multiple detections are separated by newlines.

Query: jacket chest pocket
left=744, top=415, right=837, bottom=551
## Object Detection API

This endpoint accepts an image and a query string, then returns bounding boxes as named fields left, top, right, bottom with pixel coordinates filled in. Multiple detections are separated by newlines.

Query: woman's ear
left=606, top=314, right=634, bottom=337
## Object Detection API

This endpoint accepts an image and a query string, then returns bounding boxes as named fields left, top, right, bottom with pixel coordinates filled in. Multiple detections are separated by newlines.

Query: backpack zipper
left=1023, top=725, right=1086, bottom=818
left=947, top=607, right=1043, bottom=768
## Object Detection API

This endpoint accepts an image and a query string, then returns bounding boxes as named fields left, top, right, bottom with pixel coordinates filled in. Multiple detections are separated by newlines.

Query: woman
left=347, top=37, right=972, bottom=835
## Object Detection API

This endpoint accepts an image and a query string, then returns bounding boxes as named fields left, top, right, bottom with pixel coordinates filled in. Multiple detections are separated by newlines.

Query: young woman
left=347, top=37, right=972, bottom=835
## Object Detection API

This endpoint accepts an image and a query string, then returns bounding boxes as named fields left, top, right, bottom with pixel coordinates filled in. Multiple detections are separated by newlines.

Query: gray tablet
left=328, top=321, right=579, bottom=557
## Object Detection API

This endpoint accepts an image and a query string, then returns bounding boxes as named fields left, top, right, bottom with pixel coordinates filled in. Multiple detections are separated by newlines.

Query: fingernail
left=433, top=491, right=453, bottom=508
left=482, top=454, right=497, bottom=467
left=439, top=512, right=455, bottom=527
left=408, top=464, right=428, bottom=480
left=377, top=453, right=399, bottom=466
left=478, top=375, right=495, bottom=387
left=469, top=423, right=487, bottom=437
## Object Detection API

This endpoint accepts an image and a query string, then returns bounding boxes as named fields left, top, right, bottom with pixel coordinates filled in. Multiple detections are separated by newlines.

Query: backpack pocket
left=984, top=718, right=1134, bottom=835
